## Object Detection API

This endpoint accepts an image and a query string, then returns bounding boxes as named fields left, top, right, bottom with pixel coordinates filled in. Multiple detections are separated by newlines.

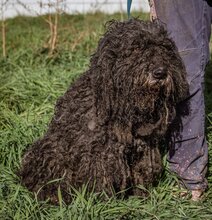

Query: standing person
left=148, top=0, right=211, bottom=201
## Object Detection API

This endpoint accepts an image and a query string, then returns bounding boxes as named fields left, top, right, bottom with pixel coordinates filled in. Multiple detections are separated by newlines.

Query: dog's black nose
left=153, top=67, right=167, bottom=79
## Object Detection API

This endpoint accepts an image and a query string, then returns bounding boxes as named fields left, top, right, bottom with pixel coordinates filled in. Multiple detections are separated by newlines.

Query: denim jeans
left=149, top=0, right=212, bottom=190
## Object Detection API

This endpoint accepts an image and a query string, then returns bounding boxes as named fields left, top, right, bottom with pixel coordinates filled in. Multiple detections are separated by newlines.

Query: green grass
left=0, top=12, right=212, bottom=219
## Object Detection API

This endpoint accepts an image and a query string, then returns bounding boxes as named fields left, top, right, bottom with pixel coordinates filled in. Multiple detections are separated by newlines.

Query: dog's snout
left=153, top=67, right=167, bottom=79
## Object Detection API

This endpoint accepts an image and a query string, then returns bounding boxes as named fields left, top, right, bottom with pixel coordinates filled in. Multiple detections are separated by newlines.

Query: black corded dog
left=19, top=19, right=189, bottom=204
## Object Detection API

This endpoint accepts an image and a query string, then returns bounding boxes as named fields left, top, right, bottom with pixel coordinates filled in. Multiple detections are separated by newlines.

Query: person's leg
left=149, top=0, right=212, bottom=196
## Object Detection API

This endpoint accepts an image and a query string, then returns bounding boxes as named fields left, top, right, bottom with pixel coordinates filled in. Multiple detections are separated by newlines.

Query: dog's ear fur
left=172, top=60, right=189, bottom=103
left=169, top=55, right=190, bottom=105
left=90, top=26, right=135, bottom=142
left=90, top=19, right=145, bottom=127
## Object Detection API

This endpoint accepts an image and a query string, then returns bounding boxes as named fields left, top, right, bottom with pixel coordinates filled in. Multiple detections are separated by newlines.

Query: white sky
left=3, top=0, right=150, bottom=18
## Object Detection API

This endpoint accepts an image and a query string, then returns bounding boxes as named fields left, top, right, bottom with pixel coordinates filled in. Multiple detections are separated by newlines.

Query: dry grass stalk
left=17, top=0, right=66, bottom=55
left=0, top=0, right=9, bottom=58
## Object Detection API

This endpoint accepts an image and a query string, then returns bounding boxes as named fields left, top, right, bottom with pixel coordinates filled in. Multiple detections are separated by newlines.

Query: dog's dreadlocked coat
left=19, top=19, right=189, bottom=203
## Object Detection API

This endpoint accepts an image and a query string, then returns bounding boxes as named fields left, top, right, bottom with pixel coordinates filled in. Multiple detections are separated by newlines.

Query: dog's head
left=91, top=19, right=189, bottom=138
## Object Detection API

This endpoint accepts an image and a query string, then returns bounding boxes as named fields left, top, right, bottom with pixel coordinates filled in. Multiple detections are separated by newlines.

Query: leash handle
left=127, top=0, right=132, bottom=18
